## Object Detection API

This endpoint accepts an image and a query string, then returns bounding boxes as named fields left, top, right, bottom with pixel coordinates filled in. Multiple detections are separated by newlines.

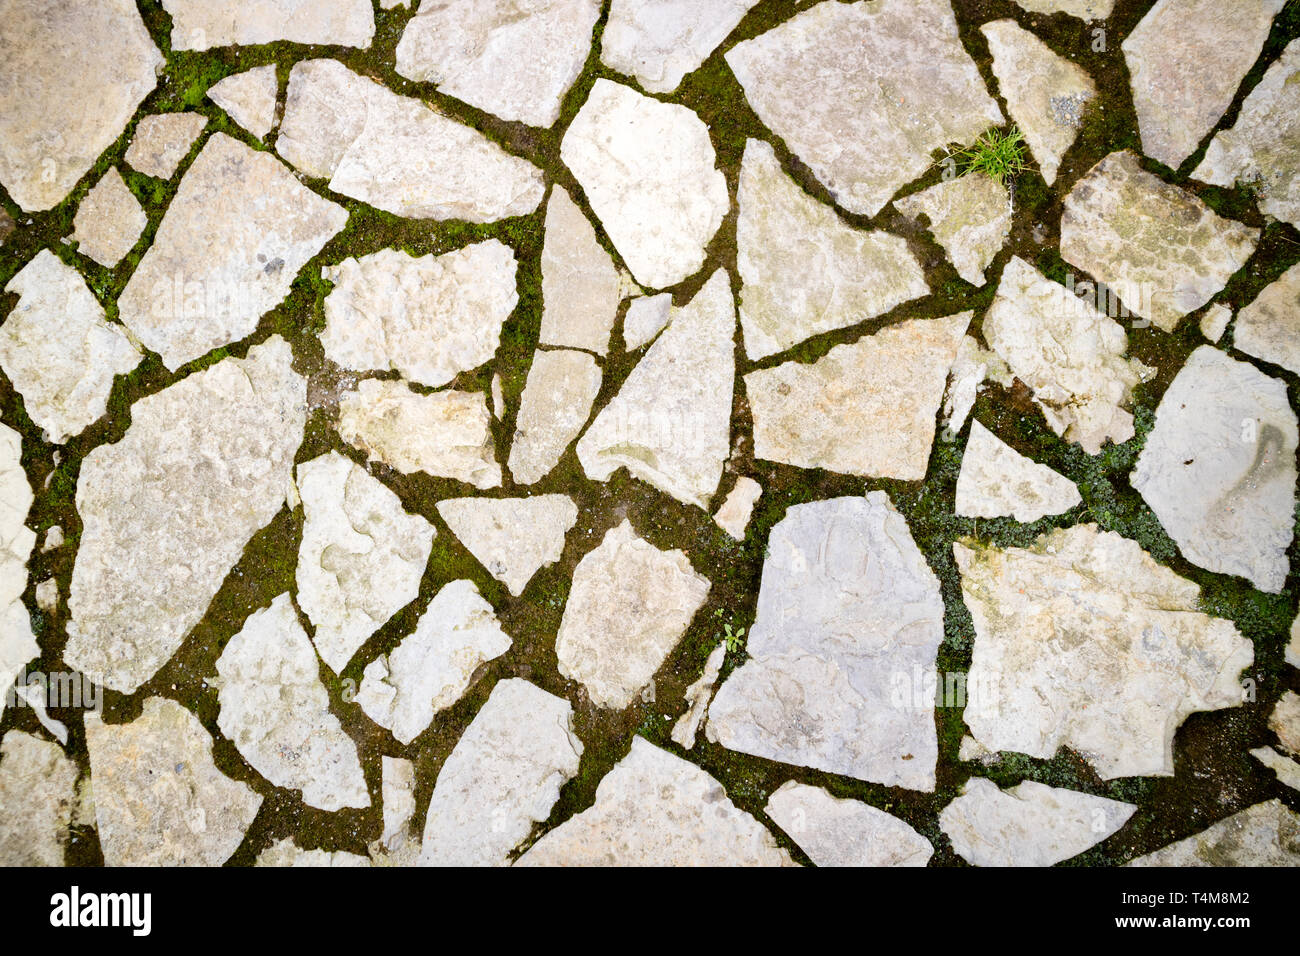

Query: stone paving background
left=0, top=0, right=1299, bottom=866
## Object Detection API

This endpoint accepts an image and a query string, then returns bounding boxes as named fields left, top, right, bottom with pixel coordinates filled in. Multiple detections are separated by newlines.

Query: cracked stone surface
left=955, top=525, right=1254, bottom=780
left=216, top=594, right=369, bottom=812
left=124, top=112, right=206, bottom=180
left=561, top=79, right=728, bottom=288
left=707, top=494, right=944, bottom=791
left=419, top=678, right=582, bottom=866
left=508, top=349, right=603, bottom=485
left=118, top=133, right=348, bottom=371
left=737, top=139, right=927, bottom=360
left=85, top=697, right=263, bottom=866
left=1060, top=151, right=1259, bottom=332
left=956, top=421, right=1082, bottom=522
left=0, top=424, right=35, bottom=728
left=540, top=186, right=622, bottom=355
left=766, top=781, right=934, bottom=867
left=278, top=59, right=545, bottom=222
left=207, top=66, right=279, bottom=140
left=1123, top=0, right=1284, bottom=170
left=295, top=451, right=436, bottom=673
left=895, top=174, right=1011, bottom=287
left=0, top=250, right=141, bottom=444
left=746, top=313, right=971, bottom=480
left=725, top=0, right=1001, bottom=217
left=356, top=580, right=512, bottom=745
left=1129, top=800, right=1300, bottom=866
left=518, top=737, right=793, bottom=866
left=940, top=779, right=1136, bottom=867
left=555, top=520, right=710, bottom=710
left=1132, top=346, right=1297, bottom=593
left=65, top=338, right=305, bottom=694
left=437, top=495, right=578, bottom=596
left=601, top=0, right=761, bottom=94
left=1233, top=261, right=1300, bottom=375
left=161, top=0, right=375, bottom=51
left=0, top=731, right=77, bottom=866
left=70, top=169, right=147, bottom=268
left=0, top=0, right=162, bottom=211
left=321, top=241, right=517, bottom=388
left=395, top=0, right=600, bottom=128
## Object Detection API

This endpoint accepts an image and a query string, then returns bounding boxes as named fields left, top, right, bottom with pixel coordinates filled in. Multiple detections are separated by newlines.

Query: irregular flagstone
left=85, top=697, right=263, bottom=867
left=375, top=756, right=419, bottom=863
left=940, top=779, right=1136, bottom=867
left=1251, top=747, right=1300, bottom=791
left=437, top=495, right=578, bottom=596
left=295, top=451, right=436, bottom=672
left=419, top=678, right=583, bottom=866
left=942, top=334, right=1012, bottom=433
left=1193, top=40, right=1300, bottom=230
left=1060, top=151, right=1259, bottom=332
left=217, top=594, right=369, bottom=812
left=1011, top=0, right=1114, bottom=19
left=1233, top=262, right=1300, bottom=375
left=256, top=838, right=369, bottom=867
left=983, top=256, right=1151, bottom=454
left=601, top=0, right=761, bottom=94
left=356, top=580, right=512, bottom=745
left=0, top=0, right=162, bottom=211
left=65, top=337, right=305, bottom=694
left=0, top=424, right=35, bottom=726
left=124, top=112, right=207, bottom=180
left=622, top=293, right=671, bottom=350
left=1200, top=303, right=1233, bottom=342
left=766, top=781, right=934, bottom=867
left=1129, top=800, right=1300, bottom=866
left=895, top=174, right=1011, bottom=286
left=0, top=731, right=77, bottom=866
left=956, top=421, right=1082, bottom=522
left=561, top=79, right=728, bottom=288
left=746, top=312, right=971, bottom=480
left=540, top=186, right=622, bottom=355
left=0, top=250, right=141, bottom=444
left=508, top=349, right=602, bottom=485
left=278, top=59, right=544, bottom=222
left=161, top=0, right=375, bottom=50
left=577, top=271, right=734, bottom=508
left=954, top=524, right=1254, bottom=779
left=321, top=241, right=518, bottom=388
left=1123, top=0, right=1284, bottom=170
left=713, top=476, right=762, bottom=541
left=71, top=169, right=147, bottom=267
left=725, top=0, right=1002, bottom=217
left=555, top=521, right=710, bottom=710
left=338, top=379, right=501, bottom=489
left=118, top=133, right=348, bottom=371
left=517, top=737, right=793, bottom=866
left=395, top=0, right=600, bottom=127
left=707, top=494, right=944, bottom=790
left=1271, top=691, right=1300, bottom=754
left=737, top=139, right=927, bottom=359
left=670, top=642, right=726, bottom=749
left=1131, top=346, right=1296, bottom=593
left=207, top=66, right=279, bottom=140
left=981, top=20, right=1096, bottom=185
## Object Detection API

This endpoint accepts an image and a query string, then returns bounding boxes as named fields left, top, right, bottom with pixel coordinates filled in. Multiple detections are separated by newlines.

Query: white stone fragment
left=670, top=641, right=726, bottom=749
left=42, top=527, right=63, bottom=553
left=942, top=334, right=1011, bottom=433
left=277, top=59, right=544, bottom=222
left=1271, top=691, right=1300, bottom=755
left=601, top=0, right=760, bottom=94
left=737, top=139, right=927, bottom=359
left=356, top=580, right=511, bottom=745
left=725, top=0, right=1002, bottom=217
left=540, top=186, right=621, bottom=355
left=517, top=737, right=792, bottom=866
left=955, top=524, right=1254, bottom=780
left=956, top=421, right=1081, bottom=522
left=555, top=521, right=710, bottom=710
left=1289, top=616, right=1300, bottom=670
left=0, top=731, right=77, bottom=866
left=256, top=839, right=369, bottom=867
left=1234, top=262, right=1300, bottom=375
left=395, top=0, right=600, bottom=127
left=1129, top=800, right=1300, bottom=866
left=338, top=379, right=501, bottom=489
left=895, top=174, right=1011, bottom=286
left=940, top=778, right=1136, bottom=867
left=508, top=349, right=602, bottom=485
left=1132, top=346, right=1296, bottom=593
left=577, top=270, right=734, bottom=508
left=746, top=312, right=971, bottom=480
left=490, top=374, right=504, bottom=421
left=65, top=338, right=305, bottom=693
left=161, top=0, right=375, bottom=50
left=34, top=578, right=57, bottom=613
left=0, top=0, right=162, bottom=211
left=419, top=678, right=583, bottom=866
left=712, top=477, right=761, bottom=541
left=0, top=250, right=141, bottom=444
left=1200, top=304, right=1233, bottom=342
left=1010, top=0, right=1114, bottom=19
left=321, top=242, right=518, bottom=388
left=622, top=293, right=671, bottom=350
left=295, top=451, right=436, bottom=672
left=377, top=756, right=418, bottom=862
left=766, top=781, right=934, bottom=868
left=124, top=112, right=207, bottom=179
left=561, top=79, right=727, bottom=288
left=0, top=424, right=35, bottom=727
left=71, top=169, right=147, bottom=267
left=85, top=697, right=263, bottom=866
left=437, top=495, right=578, bottom=596
left=217, top=594, right=368, bottom=811
left=707, top=494, right=944, bottom=791
left=207, top=66, right=279, bottom=139
left=1251, top=747, right=1300, bottom=791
